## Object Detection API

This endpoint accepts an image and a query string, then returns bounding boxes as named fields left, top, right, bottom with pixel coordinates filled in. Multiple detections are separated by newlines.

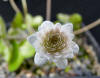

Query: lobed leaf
left=8, top=40, right=24, bottom=72
left=20, top=41, right=35, bottom=58
left=0, top=16, right=6, bottom=38
left=11, top=12, right=23, bottom=28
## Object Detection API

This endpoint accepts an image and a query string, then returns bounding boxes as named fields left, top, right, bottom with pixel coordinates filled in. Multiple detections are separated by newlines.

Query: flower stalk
left=9, top=0, right=20, bottom=13
left=74, top=19, right=100, bottom=35
left=21, top=0, right=28, bottom=16
left=46, top=0, right=52, bottom=20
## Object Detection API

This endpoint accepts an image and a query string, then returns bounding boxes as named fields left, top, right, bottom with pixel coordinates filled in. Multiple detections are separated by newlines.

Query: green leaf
left=8, top=28, right=19, bottom=36
left=57, top=13, right=69, bottom=24
left=8, top=28, right=26, bottom=36
left=32, top=15, right=43, bottom=28
left=69, top=13, right=82, bottom=24
left=0, top=39, right=5, bottom=54
left=8, top=52, right=24, bottom=72
left=20, top=41, right=35, bottom=58
left=74, top=23, right=81, bottom=30
left=25, top=14, right=33, bottom=26
left=0, top=17, right=6, bottom=38
left=69, top=13, right=82, bottom=30
left=3, top=46, right=12, bottom=62
left=8, top=41, right=24, bottom=72
left=24, top=14, right=33, bottom=30
left=0, top=39, right=11, bottom=62
left=21, top=23, right=27, bottom=30
left=54, top=21, right=59, bottom=24
left=11, top=12, right=23, bottom=28
left=65, top=66, right=71, bottom=72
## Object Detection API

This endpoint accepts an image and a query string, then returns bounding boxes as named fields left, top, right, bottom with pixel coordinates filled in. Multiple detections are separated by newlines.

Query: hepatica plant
left=27, top=21, right=79, bottom=69
left=0, top=12, right=81, bottom=72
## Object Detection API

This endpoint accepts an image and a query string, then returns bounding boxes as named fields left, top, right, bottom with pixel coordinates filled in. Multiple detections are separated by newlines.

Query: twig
left=46, top=0, right=52, bottom=20
left=74, top=19, right=100, bottom=35
left=21, top=0, right=34, bottom=34
left=21, top=0, right=28, bottom=16
left=9, top=0, right=20, bottom=13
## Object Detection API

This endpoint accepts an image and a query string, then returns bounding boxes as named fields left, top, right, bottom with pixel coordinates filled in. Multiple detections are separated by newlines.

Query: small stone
left=26, top=72, right=32, bottom=78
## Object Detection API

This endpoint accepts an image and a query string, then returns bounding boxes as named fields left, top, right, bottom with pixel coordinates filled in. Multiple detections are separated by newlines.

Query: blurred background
left=0, top=0, right=100, bottom=78
left=0, top=0, right=100, bottom=44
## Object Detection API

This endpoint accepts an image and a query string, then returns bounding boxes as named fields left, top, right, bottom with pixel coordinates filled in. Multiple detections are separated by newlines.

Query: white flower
left=27, top=21, right=79, bottom=69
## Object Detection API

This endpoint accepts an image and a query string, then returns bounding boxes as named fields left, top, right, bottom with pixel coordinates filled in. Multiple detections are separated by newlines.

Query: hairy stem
left=46, top=0, right=52, bottom=20
left=9, top=0, right=20, bottom=13
left=74, top=19, right=100, bottom=35
left=21, top=0, right=28, bottom=16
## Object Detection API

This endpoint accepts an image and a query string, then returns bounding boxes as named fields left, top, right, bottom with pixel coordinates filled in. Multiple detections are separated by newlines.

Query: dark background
left=0, top=0, right=100, bottom=44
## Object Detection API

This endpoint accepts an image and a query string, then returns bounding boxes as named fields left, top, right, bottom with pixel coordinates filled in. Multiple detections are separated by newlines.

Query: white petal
left=53, top=58, right=68, bottom=69
left=38, top=21, right=54, bottom=31
left=27, top=33, right=37, bottom=46
left=71, top=41, right=79, bottom=54
left=61, top=23, right=74, bottom=40
left=66, top=32, right=74, bottom=41
left=54, top=23, right=61, bottom=29
left=61, top=23, right=73, bottom=33
left=34, top=53, right=48, bottom=66
left=65, top=53, right=74, bottom=58
left=63, top=47, right=74, bottom=58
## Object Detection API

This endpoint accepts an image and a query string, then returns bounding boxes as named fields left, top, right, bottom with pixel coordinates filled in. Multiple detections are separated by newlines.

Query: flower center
left=43, top=29, right=67, bottom=54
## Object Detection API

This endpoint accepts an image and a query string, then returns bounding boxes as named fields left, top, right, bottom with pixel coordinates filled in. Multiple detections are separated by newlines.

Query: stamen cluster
left=43, top=28, right=67, bottom=54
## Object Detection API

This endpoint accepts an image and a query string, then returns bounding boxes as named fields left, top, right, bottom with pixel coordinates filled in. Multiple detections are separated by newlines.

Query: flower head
left=27, top=21, right=79, bottom=69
